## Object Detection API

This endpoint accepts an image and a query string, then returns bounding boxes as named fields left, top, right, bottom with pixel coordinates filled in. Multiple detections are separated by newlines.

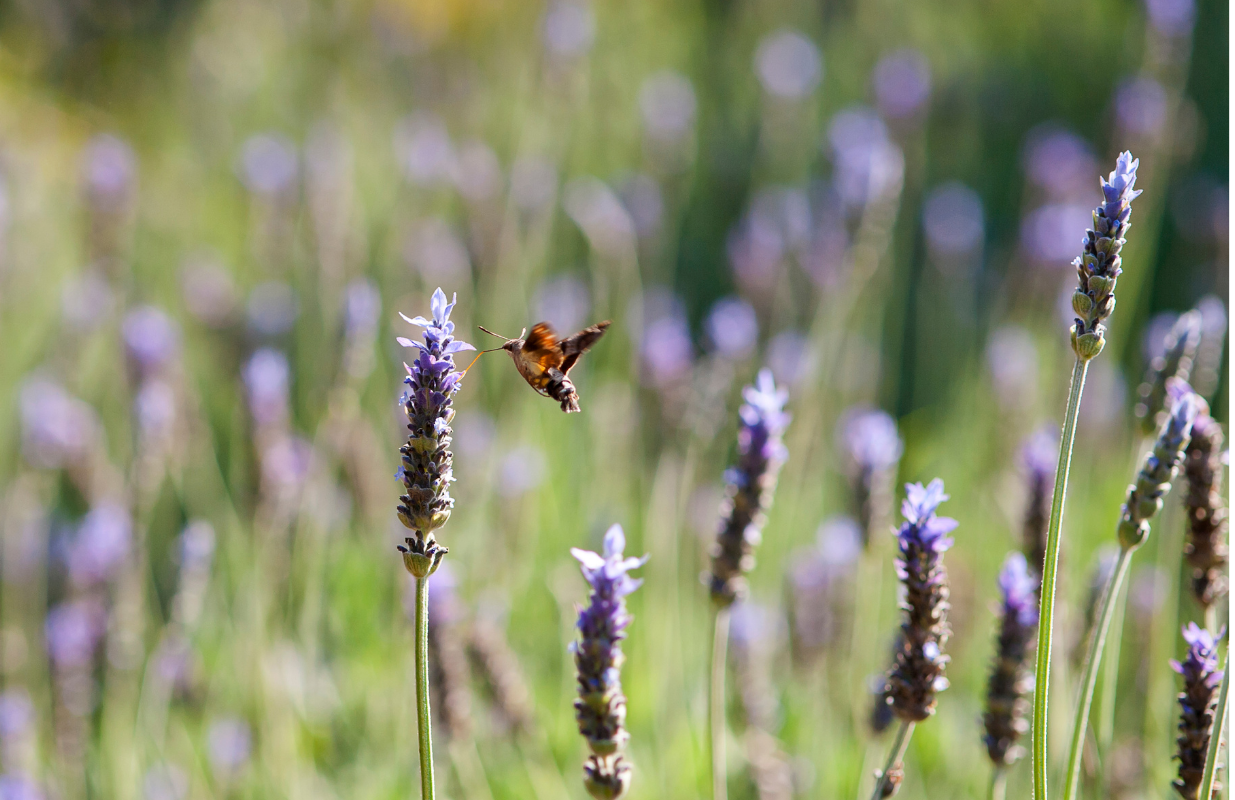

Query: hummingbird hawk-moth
left=477, top=320, right=611, bottom=413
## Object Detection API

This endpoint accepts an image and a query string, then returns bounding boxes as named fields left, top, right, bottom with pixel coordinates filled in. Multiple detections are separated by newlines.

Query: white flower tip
left=602, top=524, right=626, bottom=557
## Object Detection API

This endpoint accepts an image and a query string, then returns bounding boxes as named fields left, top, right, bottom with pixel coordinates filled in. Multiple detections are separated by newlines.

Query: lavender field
left=0, top=0, right=1227, bottom=798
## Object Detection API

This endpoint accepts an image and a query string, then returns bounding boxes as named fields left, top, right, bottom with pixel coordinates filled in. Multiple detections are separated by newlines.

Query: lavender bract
left=983, top=552, right=1038, bottom=766
left=570, top=524, right=647, bottom=800
left=708, top=370, right=790, bottom=606
left=395, top=288, right=474, bottom=576
left=1181, top=405, right=1228, bottom=611
left=1118, top=379, right=1198, bottom=551
left=884, top=479, right=956, bottom=722
left=1171, top=623, right=1225, bottom=799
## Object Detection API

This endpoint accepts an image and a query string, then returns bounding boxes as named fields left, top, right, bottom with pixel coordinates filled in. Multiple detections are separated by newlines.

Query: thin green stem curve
left=1095, top=572, right=1128, bottom=793
left=415, top=575, right=436, bottom=800
left=709, top=607, right=730, bottom=800
left=1199, top=653, right=1230, bottom=800
left=870, top=719, right=914, bottom=800
left=1063, top=547, right=1134, bottom=800
left=1032, top=356, right=1089, bottom=800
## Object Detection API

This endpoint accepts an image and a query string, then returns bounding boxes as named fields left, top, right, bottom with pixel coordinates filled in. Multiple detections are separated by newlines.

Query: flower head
left=838, top=407, right=902, bottom=546
left=1021, top=425, right=1059, bottom=575
left=1182, top=404, right=1228, bottom=610
left=1171, top=623, right=1225, bottom=799
left=1118, top=379, right=1198, bottom=550
left=983, top=552, right=1039, bottom=766
left=1136, top=309, right=1202, bottom=434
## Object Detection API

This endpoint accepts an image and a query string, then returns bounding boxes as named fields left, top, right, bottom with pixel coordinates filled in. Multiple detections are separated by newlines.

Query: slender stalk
left=870, top=719, right=914, bottom=800
left=1032, top=356, right=1090, bottom=799
left=988, top=768, right=1007, bottom=800
left=1062, top=547, right=1134, bottom=800
left=1095, top=573, right=1128, bottom=793
left=415, top=575, right=436, bottom=800
left=1205, top=605, right=1218, bottom=635
left=1198, top=653, right=1230, bottom=800
left=709, top=608, right=730, bottom=800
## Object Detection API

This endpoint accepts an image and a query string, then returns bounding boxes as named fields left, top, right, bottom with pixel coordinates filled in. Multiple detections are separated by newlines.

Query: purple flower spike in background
left=838, top=407, right=903, bottom=546
left=1181, top=400, right=1228, bottom=612
left=1171, top=623, right=1224, bottom=799
left=1118, top=379, right=1198, bottom=551
left=571, top=524, right=647, bottom=800
left=983, top=552, right=1038, bottom=768
left=1021, top=425, right=1059, bottom=575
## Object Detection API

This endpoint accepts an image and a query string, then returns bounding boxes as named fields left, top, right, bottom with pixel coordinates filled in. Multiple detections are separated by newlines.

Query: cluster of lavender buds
left=1069, top=151, right=1142, bottom=362
left=982, top=552, right=1039, bottom=766
left=708, top=370, right=790, bottom=606
left=395, top=288, right=474, bottom=577
left=1135, top=310, right=1201, bottom=435
left=883, top=479, right=957, bottom=723
left=570, top=525, right=647, bottom=799
left=1181, top=402, right=1228, bottom=611
left=838, top=408, right=903, bottom=547
left=1020, top=426, right=1058, bottom=576
left=1171, top=623, right=1225, bottom=799
left=1117, top=379, right=1198, bottom=551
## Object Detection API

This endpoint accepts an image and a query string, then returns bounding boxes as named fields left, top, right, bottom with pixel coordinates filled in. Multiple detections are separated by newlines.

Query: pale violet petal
left=602, top=524, right=626, bottom=558
left=571, top=548, right=605, bottom=571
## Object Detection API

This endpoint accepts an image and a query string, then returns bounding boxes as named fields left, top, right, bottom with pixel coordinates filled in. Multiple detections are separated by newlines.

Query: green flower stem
left=988, top=767, right=1007, bottom=800
left=1063, top=547, right=1134, bottom=800
left=415, top=575, right=437, bottom=800
left=1199, top=652, right=1230, bottom=800
left=1032, top=356, right=1090, bottom=800
left=1095, top=572, right=1128, bottom=793
left=870, top=719, right=914, bottom=800
left=709, top=607, right=730, bottom=800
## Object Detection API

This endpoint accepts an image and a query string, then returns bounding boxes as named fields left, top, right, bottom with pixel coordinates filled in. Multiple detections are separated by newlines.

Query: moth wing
left=559, top=320, right=611, bottom=374
left=522, top=322, right=566, bottom=373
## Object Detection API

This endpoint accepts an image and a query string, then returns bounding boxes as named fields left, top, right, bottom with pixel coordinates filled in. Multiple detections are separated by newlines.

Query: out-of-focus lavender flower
left=565, top=178, right=636, bottom=257
left=728, top=601, right=783, bottom=731
left=704, top=297, right=758, bottom=360
left=393, top=113, right=455, bottom=187
left=1021, top=426, right=1059, bottom=574
left=1118, top=380, right=1198, bottom=551
left=826, top=107, right=904, bottom=211
left=617, top=174, right=663, bottom=239
left=180, top=257, right=237, bottom=328
left=238, top=134, right=298, bottom=197
left=872, top=49, right=931, bottom=120
left=1021, top=125, right=1098, bottom=201
left=1136, top=310, right=1201, bottom=434
left=61, top=271, right=115, bottom=332
left=123, top=306, right=180, bottom=379
left=246, top=281, right=298, bottom=337
left=419, top=562, right=472, bottom=739
left=0, top=774, right=43, bottom=800
left=497, top=447, right=548, bottom=498
left=728, top=209, right=786, bottom=293
left=884, top=479, right=956, bottom=722
left=207, top=718, right=252, bottom=775
left=1020, top=203, right=1095, bottom=267
left=708, top=370, right=790, bottom=606
left=638, top=72, right=697, bottom=143
left=1144, top=311, right=1182, bottom=363
left=754, top=30, right=823, bottom=100
left=534, top=275, right=592, bottom=336
left=1077, top=360, right=1128, bottom=433
left=766, top=331, right=815, bottom=389
left=452, top=140, right=503, bottom=203
left=1182, top=406, right=1228, bottom=611
left=1146, top=0, right=1196, bottom=35
left=1115, top=77, right=1168, bottom=139
left=0, top=692, right=33, bottom=743
left=81, top=134, right=136, bottom=206
left=259, top=435, right=315, bottom=494
left=985, top=326, right=1038, bottom=411
left=541, top=1, right=595, bottom=59
left=143, top=764, right=188, bottom=800
left=19, top=377, right=97, bottom=470
left=509, top=156, right=558, bottom=213
left=467, top=609, right=535, bottom=736
left=45, top=601, right=103, bottom=669
left=982, top=552, right=1038, bottom=767
left=396, top=289, right=473, bottom=572
left=923, top=182, right=984, bottom=264
left=787, top=517, right=861, bottom=666
left=242, top=348, right=290, bottom=428
left=344, top=278, right=381, bottom=340
left=632, top=290, right=693, bottom=387
left=69, top=502, right=131, bottom=587
left=403, top=217, right=471, bottom=284
left=837, top=407, right=903, bottom=545
left=570, top=524, right=646, bottom=799
left=1171, top=623, right=1225, bottom=799
left=1193, top=295, right=1227, bottom=401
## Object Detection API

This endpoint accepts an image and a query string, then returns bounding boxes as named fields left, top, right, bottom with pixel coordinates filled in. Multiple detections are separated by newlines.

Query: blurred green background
left=0, top=0, right=1226, bottom=797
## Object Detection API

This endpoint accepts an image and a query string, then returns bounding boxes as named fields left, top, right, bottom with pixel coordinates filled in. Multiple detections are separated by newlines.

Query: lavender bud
left=1069, top=152, right=1143, bottom=361
left=885, top=479, right=956, bottom=722
left=1181, top=406, right=1228, bottom=610
left=1118, top=379, right=1198, bottom=550
left=708, top=370, right=791, bottom=606
left=1171, top=623, right=1225, bottom=799
left=394, top=288, right=474, bottom=576
left=982, top=552, right=1039, bottom=766
left=570, top=525, right=646, bottom=798
left=837, top=407, right=903, bottom=547
left=1021, top=426, right=1059, bottom=576
left=1136, top=310, right=1202, bottom=434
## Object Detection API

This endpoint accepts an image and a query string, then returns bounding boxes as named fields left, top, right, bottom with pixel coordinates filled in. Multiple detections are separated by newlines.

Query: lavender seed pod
left=708, top=370, right=790, bottom=607
left=884, top=479, right=957, bottom=723
left=395, top=288, right=474, bottom=576
left=571, top=524, right=647, bottom=800
left=1171, top=623, right=1225, bottom=799
left=467, top=615, right=535, bottom=736
left=983, top=552, right=1039, bottom=766
left=1020, top=426, right=1059, bottom=577
left=1118, top=378, right=1198, bottom=551
left=1181, top=404, right=1228, bottom=611
left=838, top=408, right=903, bottom=547
left=1069, top=151, right=1143, bottom=361
left=1136, top=310, right=1202, bottom=435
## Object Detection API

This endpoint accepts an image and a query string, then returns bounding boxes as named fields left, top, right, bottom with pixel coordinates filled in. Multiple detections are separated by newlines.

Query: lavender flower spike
left=1069, top=151, right=1143, bottom=361
left=708, top=369, right=791, bottom=606
left=1136, top=309, right=1202, bottom=435
left=571, top=525, right=647, bottom=800
left=396, top=288, right=474, bottom=577
left=1117, top=378, right=1198, bottom=551
left=885, top=479, right=957, bottom=722
left=1020, top=426, right=1058, bottom=576
left=983, top=552, right=1039, bottom=766
left=838, top=407, right=904, bottom=547
left=1171, top=623, right=1225, bottom=799
left=1182, top=402, right=1228, bottom=611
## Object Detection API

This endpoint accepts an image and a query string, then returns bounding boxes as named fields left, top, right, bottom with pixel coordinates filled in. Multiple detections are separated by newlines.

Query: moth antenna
left=477, top=325, right=513, bottom=341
